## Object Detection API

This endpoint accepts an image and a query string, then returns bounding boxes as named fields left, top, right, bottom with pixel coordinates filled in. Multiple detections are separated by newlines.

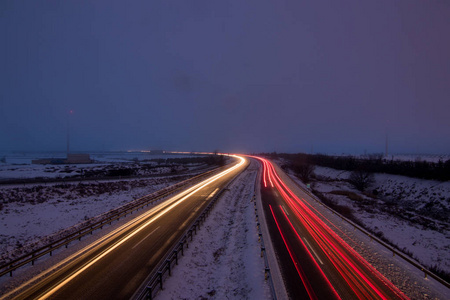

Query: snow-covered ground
left=0, top=177, right=178, bottom=261
left=0, top=157, right=272, bottom=299
left=0, top=163, right=199, bottom=181
left=273, top=162, right=449, bottom=299
left=159, top=162, right=271, bottom=300
left=310, top=166, right=450, bottom=274
left=0, top=154, right=213, bottom=264
left=327, top=153, right=450, bottom=163
left=385, top=154, right=450, bottom=163
left=0, top=151, right=200, bottom=165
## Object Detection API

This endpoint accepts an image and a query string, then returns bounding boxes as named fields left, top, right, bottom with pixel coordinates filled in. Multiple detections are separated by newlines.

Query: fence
left=0, top=166, right=227, bottom=278
left=133, top=163, right=248, bottom=300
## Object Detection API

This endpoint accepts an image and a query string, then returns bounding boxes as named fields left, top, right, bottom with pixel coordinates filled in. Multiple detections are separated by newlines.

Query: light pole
left=67, top=110, right=73, bottom=156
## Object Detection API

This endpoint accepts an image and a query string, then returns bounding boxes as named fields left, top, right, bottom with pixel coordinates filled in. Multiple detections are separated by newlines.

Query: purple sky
left=1, top=0, right=449, bottom=154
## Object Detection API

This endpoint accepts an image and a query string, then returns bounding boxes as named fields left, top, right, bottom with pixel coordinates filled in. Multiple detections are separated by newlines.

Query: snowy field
left=0, top=151, right=206, bottom=180
left=0, top=177, right=181, bottom=262
left=0, top=151, right=199, bottom=165
left=310, top=166, right=450, bottom=274
left=0, top=152, right=213, bottom=264
left=329, top=153, right=450, bottom=163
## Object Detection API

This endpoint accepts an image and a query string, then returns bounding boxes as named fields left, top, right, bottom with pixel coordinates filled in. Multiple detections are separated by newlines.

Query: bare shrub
left=349, top=167, right=375, bottom=191
left=292, top=154, right=315, bottom=183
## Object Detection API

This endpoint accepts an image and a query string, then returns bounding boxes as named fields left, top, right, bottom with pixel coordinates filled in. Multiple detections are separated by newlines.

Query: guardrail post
left=261, top=246, right=265, bottom=258
left=265, top=268, right=270, bottom=280
left=158, top=271, right=163, bottom=289
left=146, top=286, right=153, bottom=300
left=166, top=259, right=171, bottom=276
left=174, top=250, right=178, bottom=265
left=180, top=242, right=184, bottom=255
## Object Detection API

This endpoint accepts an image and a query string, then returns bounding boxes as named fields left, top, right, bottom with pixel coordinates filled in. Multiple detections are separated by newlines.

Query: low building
left=32, top=154, right=92, bottom=164
left=66, top=154, right=92, bottom=164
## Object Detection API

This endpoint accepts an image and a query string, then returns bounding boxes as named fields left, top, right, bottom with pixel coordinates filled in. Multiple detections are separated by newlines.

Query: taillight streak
left=252, top=156, right=409, bottom=300
left=278, top=206, right=341, bottom=299
left=269, top=205, right=318, bottom=300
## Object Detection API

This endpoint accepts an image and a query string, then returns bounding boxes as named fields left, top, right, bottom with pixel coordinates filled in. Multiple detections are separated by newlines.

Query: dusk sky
left=1, top=1, right=449, bottom=155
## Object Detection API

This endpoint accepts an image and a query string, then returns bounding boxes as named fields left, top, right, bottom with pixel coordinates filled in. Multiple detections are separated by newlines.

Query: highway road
left=3, top=155, right=247, bottom=300
left=252, top=156, right=409, bottom=300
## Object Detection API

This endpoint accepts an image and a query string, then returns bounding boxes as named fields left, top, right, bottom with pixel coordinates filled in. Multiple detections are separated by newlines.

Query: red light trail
left=250, top=156, right=409, bottom=300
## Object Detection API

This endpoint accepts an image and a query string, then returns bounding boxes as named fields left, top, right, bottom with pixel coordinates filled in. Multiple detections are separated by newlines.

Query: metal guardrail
left=135, top=187, right=227, bottom=300
left=0, top=166, right=229, bottom=278
left=253, top=196, right=277, bottom=300
left=280, top=165, right=450, bottom=290
left=133, top=161, right=249, bottom=300
left=252, top=163, right=277, bottom=300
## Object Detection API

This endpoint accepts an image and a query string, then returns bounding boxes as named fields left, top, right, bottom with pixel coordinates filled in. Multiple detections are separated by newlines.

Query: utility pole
left=67, top=110, right=73, bottom=156
left=385, top=119, right=390, bottom=158
left=385, top=132, right=388, bottom=157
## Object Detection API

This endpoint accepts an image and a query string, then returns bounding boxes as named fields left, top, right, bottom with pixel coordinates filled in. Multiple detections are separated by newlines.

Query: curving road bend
left=3, top=155, right=247, bottom=300
left=251, top=156, right=409, bottom=300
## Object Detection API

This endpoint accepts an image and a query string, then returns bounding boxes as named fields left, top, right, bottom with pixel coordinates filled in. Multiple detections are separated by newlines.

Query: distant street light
left=67, top=110, right=74, bottom=156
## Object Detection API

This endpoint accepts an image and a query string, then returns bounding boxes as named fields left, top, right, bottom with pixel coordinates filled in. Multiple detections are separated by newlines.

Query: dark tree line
left=277, top=153, right=450, bottom=181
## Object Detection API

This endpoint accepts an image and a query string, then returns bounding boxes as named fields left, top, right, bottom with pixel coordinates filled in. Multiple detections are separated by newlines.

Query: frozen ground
left=0, top=176, right=187, bottom=263
left=0, top=152, right=209, bottom=181
left=328, top=153, right=450, bottom=163
left=0, top=151, right=200, bottom=165
left=273, top=162, right=449, bottom=299
left=0, top=154, right=213, bottom=264
left=159, top=162, right=271, bottom=300
left=310, top=166, right=450, bottom=274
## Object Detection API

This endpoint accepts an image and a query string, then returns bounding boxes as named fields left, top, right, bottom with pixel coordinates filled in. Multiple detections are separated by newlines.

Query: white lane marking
left=132, top=226, right=160, bottom=249
left=281, top=205, right=289, bottom=216
left=304, top=237, right=324, bottom=265
left=207, top=188, right=219, bottom=200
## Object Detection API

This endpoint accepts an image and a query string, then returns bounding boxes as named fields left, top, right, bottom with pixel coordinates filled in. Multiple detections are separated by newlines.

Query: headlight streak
left=34, top=155, right=246, bottom=300
left=252, top=156, right=409, bottom=300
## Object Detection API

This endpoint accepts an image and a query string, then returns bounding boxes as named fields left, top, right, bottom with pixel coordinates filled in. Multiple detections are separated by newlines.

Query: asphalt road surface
left=5, top=155, right=247, bottom=300
left=252, top=156, right=409, bottom=300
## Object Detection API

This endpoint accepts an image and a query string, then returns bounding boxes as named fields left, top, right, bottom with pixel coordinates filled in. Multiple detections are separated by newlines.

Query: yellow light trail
left=2, top=155, right=245, bottom=300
